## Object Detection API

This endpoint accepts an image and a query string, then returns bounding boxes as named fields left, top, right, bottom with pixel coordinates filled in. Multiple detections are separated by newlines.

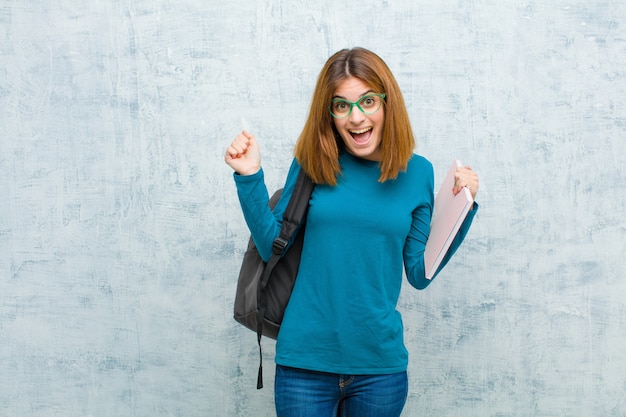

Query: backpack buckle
left=272, top=237, right=289, bottom=255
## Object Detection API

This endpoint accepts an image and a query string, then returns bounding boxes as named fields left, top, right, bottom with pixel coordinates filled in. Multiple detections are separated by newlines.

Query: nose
left=348, top=105, right=366, bottom=123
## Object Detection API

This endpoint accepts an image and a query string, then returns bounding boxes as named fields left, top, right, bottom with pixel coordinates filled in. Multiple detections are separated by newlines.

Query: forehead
left=333, top=77, right=373, bottom=99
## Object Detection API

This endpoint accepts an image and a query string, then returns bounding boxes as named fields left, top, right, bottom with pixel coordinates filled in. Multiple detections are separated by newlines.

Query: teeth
left=350, top=127, right=372, bottom=135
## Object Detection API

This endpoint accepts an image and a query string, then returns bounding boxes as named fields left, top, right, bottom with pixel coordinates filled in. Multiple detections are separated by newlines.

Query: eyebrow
left=332, top=89, right=375, bottom=100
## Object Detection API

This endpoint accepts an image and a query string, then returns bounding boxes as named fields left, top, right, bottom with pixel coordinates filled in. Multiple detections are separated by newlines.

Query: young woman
left=225, top=47, right=479, bottom=417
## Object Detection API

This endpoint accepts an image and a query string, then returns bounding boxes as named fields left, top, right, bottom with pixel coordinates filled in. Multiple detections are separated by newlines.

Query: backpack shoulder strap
left=256, top=167, right=314, bottom=388
left=271, top=168, right=315, bottom=256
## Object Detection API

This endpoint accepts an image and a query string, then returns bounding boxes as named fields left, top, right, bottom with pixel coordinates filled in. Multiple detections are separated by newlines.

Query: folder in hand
left=424, top=160, right=474, bottom=279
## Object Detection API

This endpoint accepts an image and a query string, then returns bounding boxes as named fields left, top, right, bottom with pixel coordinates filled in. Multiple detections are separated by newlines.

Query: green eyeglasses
left=328, top=93, right=386, bottom=119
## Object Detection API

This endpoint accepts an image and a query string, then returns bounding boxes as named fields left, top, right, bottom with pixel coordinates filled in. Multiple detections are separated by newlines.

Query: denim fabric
left=274, top=365, right=408, bottom=417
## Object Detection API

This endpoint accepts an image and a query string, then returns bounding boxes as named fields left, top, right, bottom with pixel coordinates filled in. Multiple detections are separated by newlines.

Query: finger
left=452, top=184, right=466, bottom=195
left=228, top=134, right=252, bottom=155
left=225, top=145, right=243, bottom=160
left=453, top=170, right=464, bottom=186
left=234, top=133, right=249, bottom=146
left=453, top=171, right=470, bottom=195
left=245, top=134, right=258, bottom=151
left=227, top=142, right=245, bottom=157
left=230, top=134, right=252, bottom=154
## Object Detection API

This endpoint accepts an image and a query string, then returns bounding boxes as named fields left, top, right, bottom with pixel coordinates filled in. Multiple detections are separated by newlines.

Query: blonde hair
left=294, top=47, right=415, bottom=185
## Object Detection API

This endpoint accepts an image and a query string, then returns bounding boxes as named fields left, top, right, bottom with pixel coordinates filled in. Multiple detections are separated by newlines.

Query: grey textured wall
left=1, top=1, right=625, bottom=416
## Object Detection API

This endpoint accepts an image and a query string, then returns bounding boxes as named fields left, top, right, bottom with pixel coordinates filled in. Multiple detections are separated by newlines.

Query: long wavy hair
left=294, top=47, right=415, bottom=185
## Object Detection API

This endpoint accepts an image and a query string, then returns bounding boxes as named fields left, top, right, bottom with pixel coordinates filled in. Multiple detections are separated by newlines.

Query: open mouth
left=349, top=127, right=373, bottom=144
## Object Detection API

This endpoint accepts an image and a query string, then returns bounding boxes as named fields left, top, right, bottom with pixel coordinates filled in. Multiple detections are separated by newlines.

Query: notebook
left=424, top=160, right=474, bottom=279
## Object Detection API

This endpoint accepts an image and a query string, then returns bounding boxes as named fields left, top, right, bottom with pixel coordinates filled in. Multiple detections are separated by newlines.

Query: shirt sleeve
left=233, top=159, right=301, bottom=261
left=432, top=202, right=479, bottom=280
left=403, top=175, right=479, bottom=290
left=403, top=166, right=434, bottom=290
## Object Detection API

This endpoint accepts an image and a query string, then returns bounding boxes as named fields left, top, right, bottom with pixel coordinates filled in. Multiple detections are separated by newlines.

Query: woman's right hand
left=224, top=130, right=261, bottom=176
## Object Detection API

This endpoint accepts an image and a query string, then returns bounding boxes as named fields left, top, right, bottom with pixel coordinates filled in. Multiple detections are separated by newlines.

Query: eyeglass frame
left=328, top=93, right=386, bottom=119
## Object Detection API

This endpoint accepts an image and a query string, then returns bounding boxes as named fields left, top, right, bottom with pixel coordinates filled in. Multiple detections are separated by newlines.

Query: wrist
left=237, top=166, right=261, bottom=176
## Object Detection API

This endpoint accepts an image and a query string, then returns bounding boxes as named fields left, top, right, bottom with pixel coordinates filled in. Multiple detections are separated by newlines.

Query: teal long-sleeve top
left=234, top=152, right=478, bottom=375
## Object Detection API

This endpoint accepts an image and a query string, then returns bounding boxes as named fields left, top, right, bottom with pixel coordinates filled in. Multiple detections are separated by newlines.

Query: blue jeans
left=274, top=365, right=408, bottom=417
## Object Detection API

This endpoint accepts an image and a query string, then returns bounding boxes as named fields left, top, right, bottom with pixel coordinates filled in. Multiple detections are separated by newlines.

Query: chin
left=347, top=146, right=380, bottom=161
left=342, top=137, right=381, bottom=161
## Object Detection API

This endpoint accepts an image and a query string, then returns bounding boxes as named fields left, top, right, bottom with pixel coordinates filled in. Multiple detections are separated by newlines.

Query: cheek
left=333, top=119, right=350, bottom=141
left=377, top=108, right=386, bottom=124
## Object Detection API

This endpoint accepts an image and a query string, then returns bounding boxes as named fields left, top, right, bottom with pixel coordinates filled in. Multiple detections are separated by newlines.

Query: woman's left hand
left=453, top=166, right=479, bottom=200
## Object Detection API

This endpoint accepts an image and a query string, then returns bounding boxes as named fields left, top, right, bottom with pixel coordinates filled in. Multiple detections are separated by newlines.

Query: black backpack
left=233, top=168, right=314, bottom=388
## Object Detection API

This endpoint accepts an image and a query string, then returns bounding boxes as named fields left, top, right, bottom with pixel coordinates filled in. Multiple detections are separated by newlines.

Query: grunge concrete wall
left=1, top=1, right=624, bottom=416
